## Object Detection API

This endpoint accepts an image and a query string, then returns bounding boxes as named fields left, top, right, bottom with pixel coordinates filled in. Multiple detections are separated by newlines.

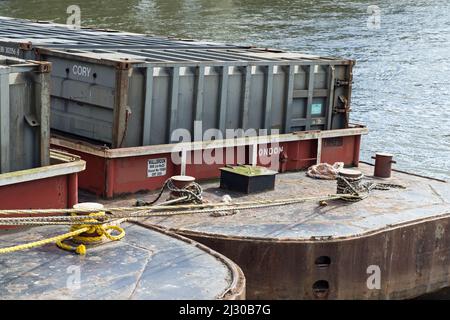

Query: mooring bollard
left=372, top=153, right=396, bottom=178
left=169, top=175, right=196, bottom=200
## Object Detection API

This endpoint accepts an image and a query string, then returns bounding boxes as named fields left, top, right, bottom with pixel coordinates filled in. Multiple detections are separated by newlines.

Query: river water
left=1, top=0, right=449, bottom=179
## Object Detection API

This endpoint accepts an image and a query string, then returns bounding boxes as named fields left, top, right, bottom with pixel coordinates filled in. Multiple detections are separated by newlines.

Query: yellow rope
left=0, top=228, right=89, bottom=255
left=0, top=212, right=125, bottom=256
left=55, top=212, right=125, bottom=255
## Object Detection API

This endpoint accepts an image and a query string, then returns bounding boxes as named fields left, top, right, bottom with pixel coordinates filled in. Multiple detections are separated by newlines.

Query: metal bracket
left=24, top=114, right=40, bottom=127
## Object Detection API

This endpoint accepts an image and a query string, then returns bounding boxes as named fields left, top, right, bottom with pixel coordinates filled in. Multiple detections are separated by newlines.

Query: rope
left=0, top=211, right=125, bottom=255
left=118, top=107, right=132, bottom=148
left=337, top=175, right=406, bottom=202
left=0, top=194, right=358, bottom=227
left=2, top=190, right=348, bottom=254
left=337, top=175, right=367, bottom=202
left=0, top=176, right=405, bottom=255
left=166, top=178, right=203, bottom=203
left=0, top=228, right=89, bottom=255
left=0, top=180, right=406, bottom=228
left=306, top=162, right=344, bottom=180
left=0, top=194, right=347, bottom=216
left=0, top=180, right=206, bottom=216
left=135, top=178, right=203, bottom=207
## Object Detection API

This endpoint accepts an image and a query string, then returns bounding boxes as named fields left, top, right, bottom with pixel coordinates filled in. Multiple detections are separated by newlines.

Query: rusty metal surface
left=92, top=163, right=450, bottom=299
left=104, top=163, right=450, bottom=241
left=0, top=221, right=245, bottom=300
left=185, top=216, right=450, bottom=299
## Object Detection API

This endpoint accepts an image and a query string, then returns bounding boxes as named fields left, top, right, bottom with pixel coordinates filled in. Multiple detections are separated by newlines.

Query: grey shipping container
left=36, top=47, right=354, bottom=148
left=0, top=56, right=51, bottom=173
left=0, top=17, right=354, bottom=149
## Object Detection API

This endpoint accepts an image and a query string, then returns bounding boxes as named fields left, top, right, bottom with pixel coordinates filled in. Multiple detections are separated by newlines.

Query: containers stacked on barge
left=0, top=56, right=85, bottom=211
left=0, top=17, right=355, bottom=147
left=0, top=17, right=366, bottom=198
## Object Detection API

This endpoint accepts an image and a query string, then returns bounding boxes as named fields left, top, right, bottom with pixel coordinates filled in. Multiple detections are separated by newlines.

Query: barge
left=0, top=221, right=245, bottom=300
left=87, top=163, right=450, bottom=300
left=0, top=17, right=448, bottom=301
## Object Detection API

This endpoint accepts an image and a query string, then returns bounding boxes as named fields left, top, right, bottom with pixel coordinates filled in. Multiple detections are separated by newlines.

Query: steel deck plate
left=0, top=222, right=244, bottom=300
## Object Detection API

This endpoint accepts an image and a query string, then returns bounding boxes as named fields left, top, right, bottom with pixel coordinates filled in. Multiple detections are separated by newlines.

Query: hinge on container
left=334, top=96, right=352, bottom=113
left=335, top=79, right=350, bottom=87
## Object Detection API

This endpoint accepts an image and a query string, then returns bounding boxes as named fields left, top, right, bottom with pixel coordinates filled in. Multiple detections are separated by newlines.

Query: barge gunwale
left=0, top=149, right=85, bottom=212
left=178, top=215, right=450, bottom=300
left=50, top=125, right=368, bottom=159
left=51, top=126, right=365, bottom=198
left=130, top=220, right=246, bottom=300
left=0, top=150, right=85, bottom=187
left=359, top=160, right=447, bottom=183
left=159, top=204, right=450, bottom=244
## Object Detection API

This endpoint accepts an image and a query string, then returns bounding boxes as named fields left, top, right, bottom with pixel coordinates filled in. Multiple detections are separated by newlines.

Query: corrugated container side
left=49, top=56, right=117, bottom=143
left=38, top=48, right=353, bottom=148
left=0, top=56, right=51, bottom=173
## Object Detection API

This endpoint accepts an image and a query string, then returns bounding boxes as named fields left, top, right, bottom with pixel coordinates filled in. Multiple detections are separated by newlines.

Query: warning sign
left=147, top=158, right=167, bottom=177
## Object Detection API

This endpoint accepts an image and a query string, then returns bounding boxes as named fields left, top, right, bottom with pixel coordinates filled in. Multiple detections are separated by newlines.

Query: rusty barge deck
left=86, top=163, right=450, bottom=299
